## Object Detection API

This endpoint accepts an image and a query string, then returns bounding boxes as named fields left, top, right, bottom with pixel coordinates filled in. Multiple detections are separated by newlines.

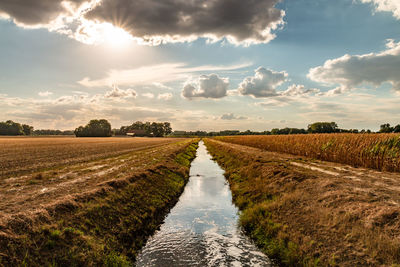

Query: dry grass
left=205, top=138, right=400, bottom=266
left=0, top=137, right=198, bottom=266
left=216, top=133, right=400, bottom=172
left=0, top=136, right=180, bottom=178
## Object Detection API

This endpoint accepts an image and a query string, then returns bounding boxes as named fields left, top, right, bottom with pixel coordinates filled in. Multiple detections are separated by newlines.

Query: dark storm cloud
left=85, top=0, right=284, bottom=44
left=0, top=0, right=284, bottom=44
left=0, top=0, right=85, bottom=25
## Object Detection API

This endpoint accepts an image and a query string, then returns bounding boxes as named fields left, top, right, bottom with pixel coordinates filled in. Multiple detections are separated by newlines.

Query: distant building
left=126, top=129, right=148, bottom=137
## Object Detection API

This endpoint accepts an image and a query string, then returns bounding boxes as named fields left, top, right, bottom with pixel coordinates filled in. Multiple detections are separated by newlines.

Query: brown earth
left=0, top=136, right=179, bottom=178
left=205, top=139, right=400, bottom=266
left=0, top=137, right=189, bottom=235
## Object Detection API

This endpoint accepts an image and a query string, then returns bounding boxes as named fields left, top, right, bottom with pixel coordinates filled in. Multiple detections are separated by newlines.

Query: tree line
left=74, top=120, right=172, bottom=137
left=2, top=120, right=400, bottom=137
left=74, top=119, right=112, bottom=137
left=114, top=121, right=172, bottom=137
left=0, top=120, right=33, bottom=136
left=378, top=123, right=400, bottom=133
left=0, top=120, right=75, bottom=136
left=0, top=119, right=173, bottom=137
left=171, top=122, right=399, bottom=137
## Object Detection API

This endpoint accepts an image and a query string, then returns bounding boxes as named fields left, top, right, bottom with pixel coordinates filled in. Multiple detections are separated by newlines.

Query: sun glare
left=102, top=24, right=132, bottom=47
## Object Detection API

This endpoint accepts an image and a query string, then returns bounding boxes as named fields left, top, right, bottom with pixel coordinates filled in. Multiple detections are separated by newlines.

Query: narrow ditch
left=136, top=140, right=271, bottom=266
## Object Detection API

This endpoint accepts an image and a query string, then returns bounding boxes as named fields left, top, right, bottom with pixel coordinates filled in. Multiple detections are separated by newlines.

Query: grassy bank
left=0, top=140, right=198, bottom=266
left=216, top=133, right=400, bottom=172
left=204, top=138, right=400, bottom=266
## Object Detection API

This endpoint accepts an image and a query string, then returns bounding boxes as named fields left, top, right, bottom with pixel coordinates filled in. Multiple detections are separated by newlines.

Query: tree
left=271, top=128, right=280, bottom=135
left=163, top=122, right=172, bottom=136
left=22, top=124, right=34, bottom=135
left=0, top=120, right=24, bottom=135
left=393, top=124, right=400, bottom=133
left=307, top=122, right=338, bottom=133
left=118, top=121, right=173, bottom=137
left=74, top=119, right=112, bottom=137
left=379, top=123, right=394, bottom=133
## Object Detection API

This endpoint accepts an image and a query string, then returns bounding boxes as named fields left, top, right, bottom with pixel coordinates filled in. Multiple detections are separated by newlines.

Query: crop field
left=0, top=136, right=198, bottom=265
left=205, top=138, right=400, bottom=266
left=216, top=133, right=400, bottom=172
left=0, top=136, right=179, bottom=178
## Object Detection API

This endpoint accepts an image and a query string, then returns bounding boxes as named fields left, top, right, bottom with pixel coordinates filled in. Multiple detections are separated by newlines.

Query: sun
left=102, top=23, right=132, bottom=47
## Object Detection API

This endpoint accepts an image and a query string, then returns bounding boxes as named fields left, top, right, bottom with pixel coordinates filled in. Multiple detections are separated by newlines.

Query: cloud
left=84, top=0, right=285, bottom=45
left=280, top=84, right=320, bottom=96
left=102, top=107, right=171, bottom=121
left=142, top=93, right=155, bottom=99
left=0, top=0, right=285, bottom=46
left=360, top=0, right=400, bottom=19
left=308, top=40, right=400, bottom=92
left=220, top=113, right=247, bottom=120
left=255, top=96, right=291, bottom=109
left=158, top=93, right=173, bottom=100
left=152, top=82, right=173, bottom=91
left=0, top=91, right=177, bottom=129
left=104, top=86, right=137, bottom=99
left=323, top=86, right=349, bottom=96
left=238, top=67, right=288, bottom=98
left=0, top=0, right=86, bottom=26
left=182, top=74, right=229, bottom=99
left=78, top=62, right=250, bottom=87
left=38, top=91, right=53, bottom=97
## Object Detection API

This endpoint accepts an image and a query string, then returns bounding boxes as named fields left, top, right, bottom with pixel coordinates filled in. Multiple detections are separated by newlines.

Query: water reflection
left=136, top=141, right=271, bottom=267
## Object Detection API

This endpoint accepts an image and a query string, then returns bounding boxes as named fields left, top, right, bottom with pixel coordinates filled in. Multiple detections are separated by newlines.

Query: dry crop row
left=0, top=136, right=179, bottom=178
left=216, top=134, right=400, bottom=172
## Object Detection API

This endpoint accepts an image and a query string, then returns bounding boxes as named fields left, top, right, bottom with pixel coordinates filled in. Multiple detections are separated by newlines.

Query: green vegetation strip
left=1, top=141, right=198, bottom=266
left=204, top=139, right=310, bottom=266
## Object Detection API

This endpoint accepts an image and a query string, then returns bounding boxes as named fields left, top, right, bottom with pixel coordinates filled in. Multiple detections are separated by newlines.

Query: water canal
left=136, top=141, right=271, bottom=266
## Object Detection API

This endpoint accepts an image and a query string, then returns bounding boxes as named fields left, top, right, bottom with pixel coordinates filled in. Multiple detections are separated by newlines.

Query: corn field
left=215, top=134, right=400, bottom=172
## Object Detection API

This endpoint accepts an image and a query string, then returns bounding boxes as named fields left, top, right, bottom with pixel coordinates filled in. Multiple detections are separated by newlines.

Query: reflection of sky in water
left=136, top=141, right=271, bottom=267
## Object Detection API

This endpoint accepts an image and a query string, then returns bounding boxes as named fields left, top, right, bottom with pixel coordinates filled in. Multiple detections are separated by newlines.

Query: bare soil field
left=0, top=136, right=178, bottom=178
left=0, top=137, right=184, bottom=226
left=0, top=137, right=198, bottom=265
left=205, top=138, right=400, bottom=266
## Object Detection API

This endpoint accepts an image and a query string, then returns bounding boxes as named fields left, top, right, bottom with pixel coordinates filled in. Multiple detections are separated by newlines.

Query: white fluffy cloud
left=104, top=86, right=137, bottom=99
left=360, top=0, right=400, bottom=19
left=0, top=0, right=285, bottom=45
left=182, top=74, right=229, bottom=99
left=308, top=40, right=400, bottom=92
left=238, top=67, right=288, bottom=98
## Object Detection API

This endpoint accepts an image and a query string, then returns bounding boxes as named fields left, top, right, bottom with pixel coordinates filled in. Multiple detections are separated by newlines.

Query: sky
left=0, top=0, right=400, bottom=131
